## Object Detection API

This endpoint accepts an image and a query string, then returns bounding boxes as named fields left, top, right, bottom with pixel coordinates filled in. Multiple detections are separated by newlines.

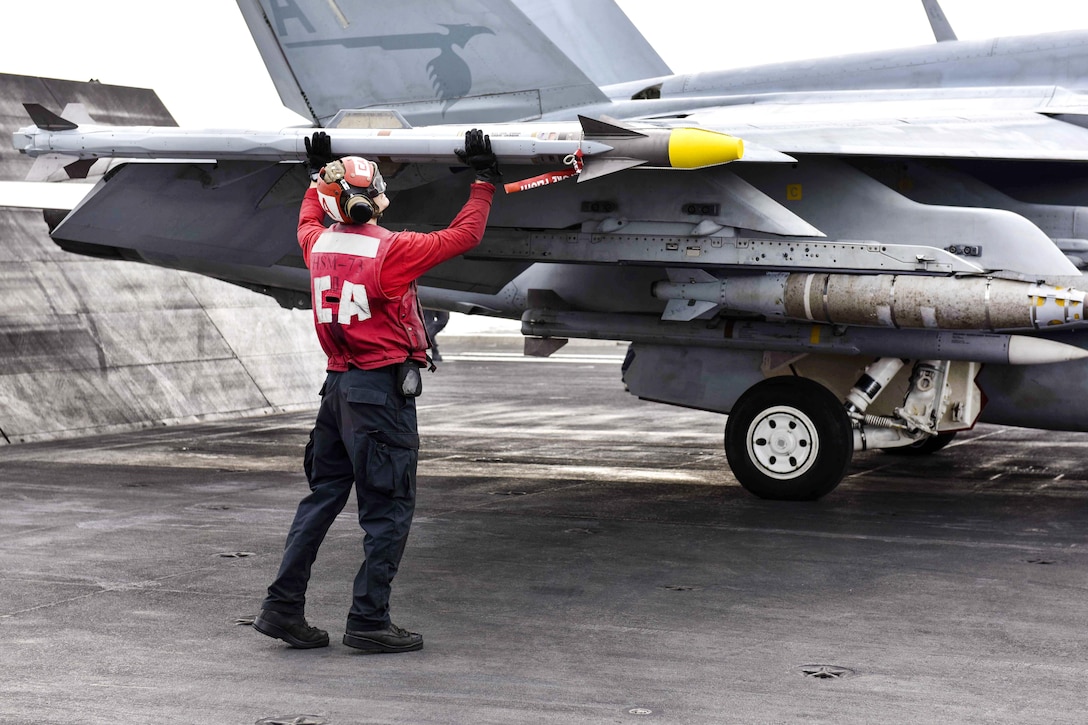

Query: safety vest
left=308, top=224, right=429, bottom=371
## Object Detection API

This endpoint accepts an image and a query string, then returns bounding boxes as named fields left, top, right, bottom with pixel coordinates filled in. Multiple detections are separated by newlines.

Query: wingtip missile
left=12, top=106, right=747, bottom=189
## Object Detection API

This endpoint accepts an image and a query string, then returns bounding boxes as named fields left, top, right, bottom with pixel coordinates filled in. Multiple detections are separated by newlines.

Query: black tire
left=725, top=377, right=854, bottom=501
left=881, top=431, right=958, bottom=456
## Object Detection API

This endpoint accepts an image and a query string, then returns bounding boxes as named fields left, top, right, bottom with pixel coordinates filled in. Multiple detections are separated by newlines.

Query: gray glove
left=455, top=128, right=501, bottom=184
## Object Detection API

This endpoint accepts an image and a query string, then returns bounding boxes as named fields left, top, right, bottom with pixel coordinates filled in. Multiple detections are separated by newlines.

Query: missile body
left=521, top=310, right=1088, bottom=365
left=13, top=121, right=609, bottom=163
left=652, top=272, right=1088, bottom=332
left=12, top=105, right=745, bottom=178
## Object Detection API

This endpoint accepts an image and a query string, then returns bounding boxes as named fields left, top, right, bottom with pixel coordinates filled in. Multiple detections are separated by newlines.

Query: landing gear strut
left=882, top=431, right=958, bottom=455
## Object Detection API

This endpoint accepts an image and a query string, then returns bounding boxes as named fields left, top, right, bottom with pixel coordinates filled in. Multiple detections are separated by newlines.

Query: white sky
left=1, top=0, right=1086, bottom=128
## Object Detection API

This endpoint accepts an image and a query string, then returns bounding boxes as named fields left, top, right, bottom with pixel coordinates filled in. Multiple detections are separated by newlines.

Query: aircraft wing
left=667, top=87, right=1088, bottom=161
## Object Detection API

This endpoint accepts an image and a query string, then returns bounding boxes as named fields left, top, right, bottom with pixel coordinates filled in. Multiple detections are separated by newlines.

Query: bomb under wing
left=522, top=310, right=1088, bottom=366
left=652, top=272, right=1088, bottom=332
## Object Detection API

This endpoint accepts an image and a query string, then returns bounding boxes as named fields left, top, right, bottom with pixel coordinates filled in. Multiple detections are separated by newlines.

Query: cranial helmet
left=315, top=156, right=387, bottom=224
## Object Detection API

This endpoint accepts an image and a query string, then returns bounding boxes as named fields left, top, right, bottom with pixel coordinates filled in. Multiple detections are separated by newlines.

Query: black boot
left=343, top=623, right=423, bottom=654
left=254, top=609, right=329, bottom=649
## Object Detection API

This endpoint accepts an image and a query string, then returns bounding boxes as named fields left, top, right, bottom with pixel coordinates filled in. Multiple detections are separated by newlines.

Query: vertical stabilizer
left=236, top=0, right=314, bottom=122
left=922, top=0, right=958, bottom=42
left=236, top=0, right=610, bottom=127
left=510, top=0, right=671, bottom=85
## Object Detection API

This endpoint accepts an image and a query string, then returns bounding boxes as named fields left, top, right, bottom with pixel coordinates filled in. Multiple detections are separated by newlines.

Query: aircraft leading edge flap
left=690, top=109, right=1088, bottom=161
left=238, top=0, right=608, bottom=127
left=51, top=162, right=303, bottom=268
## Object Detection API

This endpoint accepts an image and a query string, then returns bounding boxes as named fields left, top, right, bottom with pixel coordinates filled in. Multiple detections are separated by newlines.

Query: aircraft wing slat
left=693, top=113, right=1088, bottom=161
left=625, top=86, right=1088, bottom=160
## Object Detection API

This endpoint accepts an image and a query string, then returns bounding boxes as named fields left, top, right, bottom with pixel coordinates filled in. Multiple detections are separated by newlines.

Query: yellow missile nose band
left=668, top=127, right=745, bottom=168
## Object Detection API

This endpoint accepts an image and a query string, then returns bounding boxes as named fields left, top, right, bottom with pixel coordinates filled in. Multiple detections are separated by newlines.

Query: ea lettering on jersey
left=337, top=281, right=372, bottom=323
left=312, top=276, right=372, bottom=325
left=310, top=231, right=380, bottom=325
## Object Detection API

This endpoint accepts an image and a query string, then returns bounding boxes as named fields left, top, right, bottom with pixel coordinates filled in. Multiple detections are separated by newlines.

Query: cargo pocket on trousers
left=365, top=429, right=420, bottom=498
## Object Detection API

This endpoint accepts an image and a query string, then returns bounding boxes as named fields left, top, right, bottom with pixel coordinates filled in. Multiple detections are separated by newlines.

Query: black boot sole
left=253, top=618, right=329, bottom=649
left=342, top=632, right=423, bottom=654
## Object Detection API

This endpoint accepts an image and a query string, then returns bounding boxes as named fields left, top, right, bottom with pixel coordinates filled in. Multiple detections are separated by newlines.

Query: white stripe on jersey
left=312, top=231, right=379, bottom=258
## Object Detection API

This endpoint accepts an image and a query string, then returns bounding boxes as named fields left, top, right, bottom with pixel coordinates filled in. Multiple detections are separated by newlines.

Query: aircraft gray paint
left=11, top=0, right=1088, bottom=500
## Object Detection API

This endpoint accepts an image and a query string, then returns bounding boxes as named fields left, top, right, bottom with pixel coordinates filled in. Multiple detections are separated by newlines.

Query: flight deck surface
left=2, top=339, right=1086, bottom=724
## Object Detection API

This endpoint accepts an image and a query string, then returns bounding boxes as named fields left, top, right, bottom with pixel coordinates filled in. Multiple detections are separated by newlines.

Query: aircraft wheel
left=881, top=431, right=958, bottom=455
left=725, top=377, right=854, bottom=501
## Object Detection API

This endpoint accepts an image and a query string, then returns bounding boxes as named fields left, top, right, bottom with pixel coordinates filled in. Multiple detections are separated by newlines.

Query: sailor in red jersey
left=256, top=130, right=500, bottom=654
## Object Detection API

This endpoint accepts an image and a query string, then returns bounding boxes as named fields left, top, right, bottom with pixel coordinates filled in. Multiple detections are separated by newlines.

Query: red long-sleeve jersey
left=298, top=182, right=495, bottom=371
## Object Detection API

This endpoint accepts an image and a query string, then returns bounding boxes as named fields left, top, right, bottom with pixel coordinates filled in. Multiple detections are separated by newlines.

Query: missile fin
left=666, top=268, right=718, bottom=284
left=578, top=114, right=647, bottom=139
left=58, top=103, right=97, bottom=126
left=662, top=298, right=719, bottom=321
left=526, top=288, right=573, bottom=311
left=524, top=336, right=569, bottom=358
left=25, top=154, right=77, bottom=182
left=578, top=156, right=646, bottom=182
left=732, top=140, right=798, bottom=164
left=23, top=103, right=78, bottom=131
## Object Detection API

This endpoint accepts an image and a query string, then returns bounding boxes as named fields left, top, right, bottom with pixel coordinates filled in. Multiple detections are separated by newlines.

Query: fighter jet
left=11, top=0, right=1088, bottom=500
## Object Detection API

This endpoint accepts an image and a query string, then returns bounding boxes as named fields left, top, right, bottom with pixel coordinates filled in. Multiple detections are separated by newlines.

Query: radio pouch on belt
left=397, top=361, right=423, bottom=397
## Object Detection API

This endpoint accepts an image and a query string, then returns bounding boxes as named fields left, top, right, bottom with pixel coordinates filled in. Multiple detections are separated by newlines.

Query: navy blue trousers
left=262, top=366, right=419, bottom=630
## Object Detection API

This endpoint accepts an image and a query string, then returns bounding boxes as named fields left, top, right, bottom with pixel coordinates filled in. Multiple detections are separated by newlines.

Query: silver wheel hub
left=746, top=405, right=819, bottom=479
